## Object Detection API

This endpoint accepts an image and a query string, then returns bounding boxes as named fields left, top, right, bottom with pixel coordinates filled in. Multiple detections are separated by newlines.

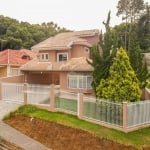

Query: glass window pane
left=68, top=74, right=93, bottom=89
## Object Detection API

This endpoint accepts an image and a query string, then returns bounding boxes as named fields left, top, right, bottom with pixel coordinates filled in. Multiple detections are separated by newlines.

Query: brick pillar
left=24, top=83, right=27, bottom=104
left=122, top=102, right=128, bottom=131
left=77, top=93, right=83, bottom=118
left=50, top=84, right=55, bottom=111
left=0, top=82, right=2, bottom=100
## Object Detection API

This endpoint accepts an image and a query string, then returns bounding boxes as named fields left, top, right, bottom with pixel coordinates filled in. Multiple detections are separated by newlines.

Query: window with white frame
left=40, top=53, right=49, bottom=61
left=10, top=68, right=20, bottom=76
left=68, top=74, right=93, bottom=89
left=57, top=53, right=68, bottom=62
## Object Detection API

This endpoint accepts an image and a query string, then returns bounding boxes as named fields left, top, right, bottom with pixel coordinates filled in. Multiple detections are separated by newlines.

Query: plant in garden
left=96, top=47, right=141, bottom=102
left=88, top=11, right=117, bottom=93
left=128, top=24, right=150, bottom=88
left=146, top=80, right=150, bottom=89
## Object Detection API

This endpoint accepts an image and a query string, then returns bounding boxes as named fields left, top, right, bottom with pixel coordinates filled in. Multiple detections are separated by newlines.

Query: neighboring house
left=20, top=29, right=99, bottom=95
left=0, top=49, right=37, bottom=77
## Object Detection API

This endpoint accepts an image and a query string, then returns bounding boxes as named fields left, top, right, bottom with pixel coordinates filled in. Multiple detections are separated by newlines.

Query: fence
left=26, top=84, right=50, bottom=105
left=1, top=83, right=50, bottom=105
left=1, top=82, right=150, bottom=132
left=1, top=83, right=24, bottom=103
left=83, top=97, right=123, bottom=127
left=55, top=90, right=78, bottom=114
left=127, top=100, right=150, bottom=128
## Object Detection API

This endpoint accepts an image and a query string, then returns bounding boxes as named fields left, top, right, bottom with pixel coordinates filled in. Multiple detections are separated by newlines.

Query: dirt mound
left=5, top=115, right=139, bottom=150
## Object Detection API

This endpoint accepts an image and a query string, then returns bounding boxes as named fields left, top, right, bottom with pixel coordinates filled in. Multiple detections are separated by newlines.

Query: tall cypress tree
left=137, top=4, right=150, bottom=52
left=128, top=24, right=150, bottom=88
left=88, top=11, right=117, bottom=93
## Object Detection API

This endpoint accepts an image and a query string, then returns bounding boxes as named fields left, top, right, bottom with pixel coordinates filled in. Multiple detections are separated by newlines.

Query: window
left=57, top=53, right=68, bottom=62
left=85, top=48, right=89, bottom=53
left=10, top=68, right=20, bottom=76
left=68, top=74, right=93, bottom=89
left=40, top=53, right=49, bottom=61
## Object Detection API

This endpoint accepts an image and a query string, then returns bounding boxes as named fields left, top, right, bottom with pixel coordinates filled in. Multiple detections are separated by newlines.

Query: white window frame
left=68, top=74, right=93, bottom=89
left=40, top=53, right=49, bottom=61
left=57, top=52, right=68, bottom=62
left=10, top=67, right=20, bottom=76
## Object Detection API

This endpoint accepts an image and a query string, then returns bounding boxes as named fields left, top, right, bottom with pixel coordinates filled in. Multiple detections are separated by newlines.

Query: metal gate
left=1, top=83, right=50, bottom=104
left=1, top=83, right=24, bottom=103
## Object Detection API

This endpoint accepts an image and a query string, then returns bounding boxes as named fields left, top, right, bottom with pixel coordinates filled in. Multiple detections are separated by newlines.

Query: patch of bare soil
left=4, top=115, right=148, bottom=150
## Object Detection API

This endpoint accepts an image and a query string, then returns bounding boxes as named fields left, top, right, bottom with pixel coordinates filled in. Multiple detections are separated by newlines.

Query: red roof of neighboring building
left=0, top=49, right=36, bottom=66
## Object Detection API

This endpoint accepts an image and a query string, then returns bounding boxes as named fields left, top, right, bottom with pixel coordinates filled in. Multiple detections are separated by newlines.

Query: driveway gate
left=1, top=83, right=24, bottom=103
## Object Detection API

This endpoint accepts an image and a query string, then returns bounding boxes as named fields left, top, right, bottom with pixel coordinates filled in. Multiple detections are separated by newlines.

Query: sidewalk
left=0, top=101, right=52, bottom=150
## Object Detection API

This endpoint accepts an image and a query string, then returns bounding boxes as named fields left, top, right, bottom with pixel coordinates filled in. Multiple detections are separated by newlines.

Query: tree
left=0, top=15, right=68, bottom=50
left=116, top=0, right=145, bottom=50
left=88, top=45, right=103, bottom=91
left=137, top=4, right=150, bottom=52
left=88, top=11, right=117, bottom=93
left=96, top=48, right=141, bottom=102
left=117, top=0, right=145, bottom=23
left=111, top=23, right=130, bottom=50
left=116, top=1, right=150, bottom=88
left=128, top=23, right=150, bottom=88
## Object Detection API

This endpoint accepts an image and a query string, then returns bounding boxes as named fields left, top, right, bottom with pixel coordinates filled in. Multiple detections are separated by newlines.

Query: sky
left=0, top=0, right=149, bottom=31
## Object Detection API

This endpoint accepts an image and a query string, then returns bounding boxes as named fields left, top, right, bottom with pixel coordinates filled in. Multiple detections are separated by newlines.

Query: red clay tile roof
left=0, top=49, right=36, bottom=66
left=20, top=49, right=37, bottom=59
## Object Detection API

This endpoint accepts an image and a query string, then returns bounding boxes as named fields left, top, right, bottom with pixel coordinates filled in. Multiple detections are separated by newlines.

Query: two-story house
left=20, top=29, right=99, bottom=95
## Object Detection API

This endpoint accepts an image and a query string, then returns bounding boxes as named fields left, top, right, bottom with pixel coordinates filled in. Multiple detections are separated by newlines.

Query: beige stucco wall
left=39, top=50, right=71, bottom=62
left=39, top=50, right=55, bottom=62
left=71, top=45, right=90, bottom=58
left=59, top=72, right=68, bottom=90
left=82, top=35, right=99, bottom=45
left=39, top=45, right=90, bottom=63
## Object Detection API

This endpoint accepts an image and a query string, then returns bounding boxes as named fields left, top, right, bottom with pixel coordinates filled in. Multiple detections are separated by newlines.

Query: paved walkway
left=0, top=100, right=52, bottom=150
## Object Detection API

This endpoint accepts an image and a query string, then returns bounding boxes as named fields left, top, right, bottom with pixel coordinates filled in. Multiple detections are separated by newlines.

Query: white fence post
left=0, top=82, right=2, bottom=100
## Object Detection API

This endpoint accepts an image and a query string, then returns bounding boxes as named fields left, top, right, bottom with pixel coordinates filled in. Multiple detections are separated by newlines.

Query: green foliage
left=146, top=80, right=150, bottom=89
left=0, top=15, right=68, bottom=50
left=88, top=45, right=105, bottom=92
left=112, top=23, right=130, bottom=50
left=89, top=11, right=117, bottom=93
left=112, top=9, right=150, bottom=88
left=117, top=0, right=145, bottom=23
left=96, top=48, right=141, bottom=102
left=137, top=5, right=150, bottom=52
left=128, top=24, right=150, bottom=88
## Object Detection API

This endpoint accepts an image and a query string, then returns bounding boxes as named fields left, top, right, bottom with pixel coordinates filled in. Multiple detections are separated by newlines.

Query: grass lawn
left=4, top=104, right=150, bottom=149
